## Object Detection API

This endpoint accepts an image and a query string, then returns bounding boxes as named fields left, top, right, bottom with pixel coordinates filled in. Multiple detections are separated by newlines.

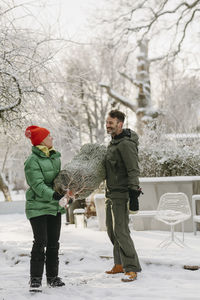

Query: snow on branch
left=99, top=83, right=137, bottom=111
left=136, top=107, right=161, bottom=120
left=118, top=71, right=140, bottom=88
left=0, top=71, right=22, bottom=113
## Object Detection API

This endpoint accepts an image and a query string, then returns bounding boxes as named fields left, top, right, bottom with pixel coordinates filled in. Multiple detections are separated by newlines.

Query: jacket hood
left=110, top=128, right=139, bottom=146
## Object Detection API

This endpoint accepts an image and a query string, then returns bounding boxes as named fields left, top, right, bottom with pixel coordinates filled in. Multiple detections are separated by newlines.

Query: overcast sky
left=10, top=0, right=200, bottom=74
left=24, top=0, right=101, bottom=40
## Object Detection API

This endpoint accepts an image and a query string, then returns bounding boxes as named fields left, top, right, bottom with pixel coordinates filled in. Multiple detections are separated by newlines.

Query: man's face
left=106, top=116, right=123, bottom=137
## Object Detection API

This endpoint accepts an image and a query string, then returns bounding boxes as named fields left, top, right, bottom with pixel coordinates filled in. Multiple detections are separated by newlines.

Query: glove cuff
left=53, top=191, right=63, bottom=200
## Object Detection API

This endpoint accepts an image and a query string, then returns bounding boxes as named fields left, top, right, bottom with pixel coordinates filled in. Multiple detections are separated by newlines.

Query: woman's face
left=41, top=134, right=53, bottom=149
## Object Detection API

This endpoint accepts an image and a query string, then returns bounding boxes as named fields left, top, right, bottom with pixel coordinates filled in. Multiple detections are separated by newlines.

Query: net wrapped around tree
left=54, top=143, right=106, bottom=199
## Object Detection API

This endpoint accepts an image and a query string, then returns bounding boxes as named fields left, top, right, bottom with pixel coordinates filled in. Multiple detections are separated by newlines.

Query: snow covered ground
left=1, top=212, right=200, bottom=300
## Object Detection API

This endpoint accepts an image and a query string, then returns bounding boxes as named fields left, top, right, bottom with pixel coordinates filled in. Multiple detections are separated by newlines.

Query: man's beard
left=107, top=127, right=116, bottom=135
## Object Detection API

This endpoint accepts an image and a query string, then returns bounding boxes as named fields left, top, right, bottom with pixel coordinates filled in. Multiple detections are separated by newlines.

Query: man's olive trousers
left=106, top=198, right=141, bottom=273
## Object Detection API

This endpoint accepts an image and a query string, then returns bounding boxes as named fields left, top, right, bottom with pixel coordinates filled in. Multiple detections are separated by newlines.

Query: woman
left=24, top=125, right=66, bottom=292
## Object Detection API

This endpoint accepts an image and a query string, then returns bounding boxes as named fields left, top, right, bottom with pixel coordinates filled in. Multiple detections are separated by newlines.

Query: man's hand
left=128, top=188, right=143, bottom=214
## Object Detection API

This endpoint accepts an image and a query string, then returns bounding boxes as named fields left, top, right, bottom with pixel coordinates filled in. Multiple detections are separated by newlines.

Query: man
left=105, top=109, right=142, bottom=282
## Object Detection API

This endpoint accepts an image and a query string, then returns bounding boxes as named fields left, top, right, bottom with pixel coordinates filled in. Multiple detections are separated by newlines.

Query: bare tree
left=57, top=43, right=124, bottom=145
left=100, top=39, right=161, bottom=134
left=159, top=71, right=200, bottom=133
left=0, top=0, right=71, bottom=200
left=101, top=0, right=200, bottom=57
left=94, top=0, right=200, bottom=133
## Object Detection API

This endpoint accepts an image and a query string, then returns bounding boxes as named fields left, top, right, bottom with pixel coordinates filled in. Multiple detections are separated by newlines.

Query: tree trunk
left=135, top=39, right=151, bottom=135
left=101, top=39, right=154, bottom=135
left=0, top=173, right=12, bottom=201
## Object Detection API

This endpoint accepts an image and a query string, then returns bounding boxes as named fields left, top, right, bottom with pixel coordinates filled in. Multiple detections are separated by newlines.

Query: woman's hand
left=58, top=189, right=75, bottom=208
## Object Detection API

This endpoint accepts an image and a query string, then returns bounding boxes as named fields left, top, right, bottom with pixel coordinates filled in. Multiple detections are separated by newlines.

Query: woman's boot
left=46, top=243, right=65, bottom=287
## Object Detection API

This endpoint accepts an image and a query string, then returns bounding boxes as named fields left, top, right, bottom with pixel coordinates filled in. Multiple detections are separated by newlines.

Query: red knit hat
left=25, top=126, right=50, bottom=146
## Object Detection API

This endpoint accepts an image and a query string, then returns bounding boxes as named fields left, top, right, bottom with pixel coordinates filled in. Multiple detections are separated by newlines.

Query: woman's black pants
left=29, top=213, right=61, bottom=280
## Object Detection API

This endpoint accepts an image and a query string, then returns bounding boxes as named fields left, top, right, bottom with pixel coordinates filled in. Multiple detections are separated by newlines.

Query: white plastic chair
left=155, top=192, right=191, bottom=248
left=192, top=195, right=200, bottom=235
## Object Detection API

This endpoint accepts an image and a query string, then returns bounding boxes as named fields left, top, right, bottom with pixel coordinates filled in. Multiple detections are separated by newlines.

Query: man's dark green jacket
left=105, top=129, right=140, bottom=199
left=24, top=146, right=65, bottom=219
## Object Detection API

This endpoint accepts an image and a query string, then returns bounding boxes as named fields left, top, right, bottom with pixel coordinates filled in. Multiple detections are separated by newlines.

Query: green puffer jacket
left=24, top=146, right=65, bottom=219
left=105, top=129, right=140, bottom=199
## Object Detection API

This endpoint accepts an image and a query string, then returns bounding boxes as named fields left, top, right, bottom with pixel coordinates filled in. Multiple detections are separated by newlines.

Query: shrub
left=139, top=127, right=200, bottom=177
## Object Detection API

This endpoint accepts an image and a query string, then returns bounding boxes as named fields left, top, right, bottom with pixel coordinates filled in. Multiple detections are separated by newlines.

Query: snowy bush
left=139, top=125, right=200, bottom=177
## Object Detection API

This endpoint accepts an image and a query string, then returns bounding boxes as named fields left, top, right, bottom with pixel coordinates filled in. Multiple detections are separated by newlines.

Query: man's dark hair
left=108, top=110, right=125, bottom=123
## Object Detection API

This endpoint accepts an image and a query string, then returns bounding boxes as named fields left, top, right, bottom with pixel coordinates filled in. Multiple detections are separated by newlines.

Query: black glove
left=129, top=188, right=143, bottom=213
left=53, top=191, right=63, bottom=201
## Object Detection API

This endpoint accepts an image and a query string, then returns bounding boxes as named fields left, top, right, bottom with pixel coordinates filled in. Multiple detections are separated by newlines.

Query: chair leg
left=193, top=221, right=197, bottom=235
left=157, top=235, right=171, bottom=248
left=181, top=222, right=184, bottom=242
left=171, top=225, right=174, bottom=241
left=157, top=225, right=176, bottom=248
left=157, top=224, right=187, bottom=249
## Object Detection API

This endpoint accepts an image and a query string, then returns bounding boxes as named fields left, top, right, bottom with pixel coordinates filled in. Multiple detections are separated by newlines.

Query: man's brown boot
left=105, top=264, right=124, bottom=274
left=121, top=271, right=137, bottom=282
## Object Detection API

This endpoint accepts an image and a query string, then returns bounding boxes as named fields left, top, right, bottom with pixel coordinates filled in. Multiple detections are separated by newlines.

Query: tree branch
left=0, top=72, right=22, bottom=113
left=100, top=83, right=137, bottom=111
left=118, top=71, right=140, bottom=87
